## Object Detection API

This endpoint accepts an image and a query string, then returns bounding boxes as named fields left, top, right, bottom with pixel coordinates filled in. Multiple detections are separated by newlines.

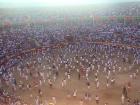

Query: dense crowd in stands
left=0, top=2, right=140, bottom=25
left=1, top=21, right=140, bottom=59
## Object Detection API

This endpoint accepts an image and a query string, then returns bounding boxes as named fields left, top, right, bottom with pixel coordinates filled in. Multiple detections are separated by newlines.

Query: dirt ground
left=11, top=68, right=140, bottom=105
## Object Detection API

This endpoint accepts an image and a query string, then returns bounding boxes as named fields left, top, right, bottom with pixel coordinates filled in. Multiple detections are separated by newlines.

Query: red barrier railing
left=0, top=41, right=140, bottom=67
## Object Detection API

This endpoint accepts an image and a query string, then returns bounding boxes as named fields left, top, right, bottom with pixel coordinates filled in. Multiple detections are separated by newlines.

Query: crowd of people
left=0, top=2, right=140, bottom=28
left=0, top=21, right=140, bottom=58
left=0, top=2, right=140, bottom=105
left=0, top=36, right=140, bottom=105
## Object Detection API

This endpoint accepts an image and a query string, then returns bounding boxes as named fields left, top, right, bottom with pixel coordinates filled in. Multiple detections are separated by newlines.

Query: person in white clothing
left=121, top=94, right=125, bottom=105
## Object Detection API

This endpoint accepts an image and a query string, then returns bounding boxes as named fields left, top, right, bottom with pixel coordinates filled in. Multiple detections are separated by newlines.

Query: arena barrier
left=0, top=40, right=140, bottom=67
